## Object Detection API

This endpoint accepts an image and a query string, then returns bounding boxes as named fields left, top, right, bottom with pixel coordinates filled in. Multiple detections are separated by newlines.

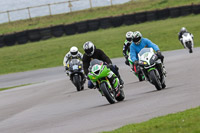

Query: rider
left=178, top=27, right=194, bottom=48
left=82, top=41, right=124, bottom=89
left=63, top=46, right=83, bottom=76
left=130, top=31, right=165, bottom=76
left=123, top=31, right=134, bottom=66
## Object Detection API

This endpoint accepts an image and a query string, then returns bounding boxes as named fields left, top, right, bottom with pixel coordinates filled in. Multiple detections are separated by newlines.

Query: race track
left=0, top=48, right=200, bottom=133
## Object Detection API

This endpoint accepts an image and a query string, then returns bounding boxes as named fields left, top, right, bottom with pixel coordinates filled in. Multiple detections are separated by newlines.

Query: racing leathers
left=123, top=40, right=132, bottom=66
left=82, top=49, right=124, bottom=88
left=130, top=38, right=164, bottom=73
left=178, top=31, right=194, bottom=47
left=63, top=51, right=83, bottom=75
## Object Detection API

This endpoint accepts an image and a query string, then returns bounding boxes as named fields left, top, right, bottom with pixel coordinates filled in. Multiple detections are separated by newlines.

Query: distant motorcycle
left=182, top=32, right=194, bottom=53
left=88, top=59, right=125, bottom=104
left=68, top=59, right=85, bottom=91
left=138, top=48, right=166, bottom=90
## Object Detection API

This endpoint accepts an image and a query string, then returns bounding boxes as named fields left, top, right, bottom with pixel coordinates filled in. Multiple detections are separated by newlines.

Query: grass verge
left=0, top=14, right=200, bottom=75
left=0, top=0, right=200, bottom=34
left=0, top=84, right=32, bottom=91
left=102, top=106, right=200, bottom=133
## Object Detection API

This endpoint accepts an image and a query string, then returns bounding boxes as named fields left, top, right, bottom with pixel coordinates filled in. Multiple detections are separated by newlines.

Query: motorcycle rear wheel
left=115, top=88, right=125, bottom=101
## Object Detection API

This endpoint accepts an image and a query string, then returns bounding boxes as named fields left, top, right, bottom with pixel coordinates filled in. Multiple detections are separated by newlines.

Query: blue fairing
left=130, top=38, right=160, bottom=62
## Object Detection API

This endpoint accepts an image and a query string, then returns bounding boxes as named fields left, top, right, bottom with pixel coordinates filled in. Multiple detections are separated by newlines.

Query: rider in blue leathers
left=130, top=31, right=164, bottom=74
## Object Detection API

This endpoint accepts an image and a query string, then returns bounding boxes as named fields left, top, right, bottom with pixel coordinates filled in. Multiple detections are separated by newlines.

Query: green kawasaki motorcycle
left=88, top=59, right=125, bottom=104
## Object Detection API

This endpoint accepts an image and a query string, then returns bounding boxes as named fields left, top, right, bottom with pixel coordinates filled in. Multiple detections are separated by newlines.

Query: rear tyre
left=149, top=70, right=162, bottom=90
left=81, top=86, right=84, bottom=90
left=100, top=82, right=115, bottom=104
left=73, top=74, right=82, bottom=91
left=186, top=42, right=193, bottom=53
left=115, top=88, right=125, bottom=101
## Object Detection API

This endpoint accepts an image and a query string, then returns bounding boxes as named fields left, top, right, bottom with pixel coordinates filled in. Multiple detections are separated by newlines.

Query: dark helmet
left=83, top=41, right=95, bottom=56
left=132, top=31, right=142, bottom=45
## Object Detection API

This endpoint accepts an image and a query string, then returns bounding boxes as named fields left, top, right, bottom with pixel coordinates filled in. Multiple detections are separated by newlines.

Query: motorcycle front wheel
left=73, top=74, right=82, bottom=91
left=149, top=70, right=162, bottom=90
left=100, top=82, right=116, bottom=104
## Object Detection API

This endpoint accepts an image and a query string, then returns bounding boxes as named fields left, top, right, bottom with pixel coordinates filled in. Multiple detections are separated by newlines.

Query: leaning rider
left=82, top=41, right=124, bottom=89
left=130, top=31, right=166, bottom=77
left=123, top=31, right=134, bottom=66
left=178, top=27, right=194, bottom=48
left=63, top=46, right=83, bottom=76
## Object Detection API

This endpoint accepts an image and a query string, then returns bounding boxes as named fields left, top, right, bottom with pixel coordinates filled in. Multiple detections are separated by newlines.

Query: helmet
left=132, top=31, right=142, bottom=45
left=181, top=27, right=187, bottom=33
left=83, top=41, right=95, bottom=56
left=126, top=31, right=134, bottom=43
left=70, top=46, right=78, bottom=57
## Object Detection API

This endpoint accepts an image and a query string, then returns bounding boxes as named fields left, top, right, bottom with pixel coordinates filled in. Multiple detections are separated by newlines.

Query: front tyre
left=73, top=74, right=82, bottom=91
left=100, top=82, right=115, bottom=104
left=149, top=70, right=162, bottom=90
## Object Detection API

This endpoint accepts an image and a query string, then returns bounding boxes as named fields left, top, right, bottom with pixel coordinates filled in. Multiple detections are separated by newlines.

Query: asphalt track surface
left=0, top=48, right=200, bottom=133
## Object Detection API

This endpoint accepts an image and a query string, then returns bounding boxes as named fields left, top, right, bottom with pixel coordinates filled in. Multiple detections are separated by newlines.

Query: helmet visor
left=71, top=51, right=78, bottom=56
left=126, top=37, right=132, bottom=42
left=85, top=47, right=93, bottom=56
left=133, top=37, right=141, bottom=43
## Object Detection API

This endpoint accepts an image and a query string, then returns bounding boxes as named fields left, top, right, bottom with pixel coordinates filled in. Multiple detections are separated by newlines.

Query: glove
left=156, top=50, right=164, bottom=63
left=134, top=60, right=139, bottom=66
left=125, top=59, right=129, bottom=65
left=156, top=50, right=162, bottom=57
left=107, top=63, right=113, bottom=68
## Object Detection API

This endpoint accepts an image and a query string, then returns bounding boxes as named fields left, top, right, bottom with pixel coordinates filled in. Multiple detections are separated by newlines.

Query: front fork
left=97, top=76, right=120, bottom=97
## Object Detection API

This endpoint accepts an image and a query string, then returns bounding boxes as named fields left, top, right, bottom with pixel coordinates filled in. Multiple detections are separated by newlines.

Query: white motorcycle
left=182, top=32, right=194, bottom=53
left=138, top=48, right=166, bottom=90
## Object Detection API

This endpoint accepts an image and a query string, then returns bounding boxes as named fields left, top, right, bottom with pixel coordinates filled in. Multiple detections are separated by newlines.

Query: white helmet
left=181, top=27, right=187, bottom=33
left=70, top=46, right=78, bottom=57
left=83, top=41, right=95, bottom=56
left=132, top=31, right=142, bottom=45
left=126, top=31, right=134, bottom=43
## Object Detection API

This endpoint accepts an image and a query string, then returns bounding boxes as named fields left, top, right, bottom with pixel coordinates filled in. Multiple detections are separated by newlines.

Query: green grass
left=0, top=14, right=200, bottom=75
left=0, top=84, right=32, bottom=91
left=0, top=0, right=200, bottom=34
left=103, top=106, right=200, bottom=133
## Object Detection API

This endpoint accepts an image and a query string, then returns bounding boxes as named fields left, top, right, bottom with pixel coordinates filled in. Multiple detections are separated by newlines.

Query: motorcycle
left=68, top=59, right=85, bottom=91
left=88, top=59, right=125, bottom=104
left=126, top=53, right=145, bottom=82
left=182, top=32, right=194, bottom=53
left=138, top=48, right=166, bottom=90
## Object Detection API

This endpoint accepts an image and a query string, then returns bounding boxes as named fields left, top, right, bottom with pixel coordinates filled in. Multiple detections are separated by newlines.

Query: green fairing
left=147, top=67, right=156, bottom=72
left=88, top=64, right=111, bottom=82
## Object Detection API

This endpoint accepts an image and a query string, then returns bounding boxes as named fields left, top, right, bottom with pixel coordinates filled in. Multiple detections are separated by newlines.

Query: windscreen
left=138, top=48, right=151, bottom=56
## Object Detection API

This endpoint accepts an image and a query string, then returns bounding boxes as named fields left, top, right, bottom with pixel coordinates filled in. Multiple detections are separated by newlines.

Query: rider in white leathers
left=63, top=46, right=83, bottom=75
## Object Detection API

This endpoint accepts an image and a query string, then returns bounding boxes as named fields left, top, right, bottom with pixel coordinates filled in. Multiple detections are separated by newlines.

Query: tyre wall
left=0, top=4, right=199, bottom=47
